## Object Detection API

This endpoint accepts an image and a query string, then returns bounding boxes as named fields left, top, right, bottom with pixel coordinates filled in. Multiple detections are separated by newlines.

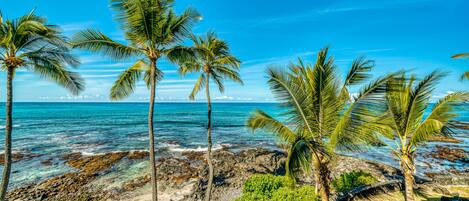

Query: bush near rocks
left=332, top=170, right=377, bottom=192
left=242, top=174, right=291, bottom=197
left=235, top=174, right=317, bottom=201
left=271, top=186, right=318, bottom=201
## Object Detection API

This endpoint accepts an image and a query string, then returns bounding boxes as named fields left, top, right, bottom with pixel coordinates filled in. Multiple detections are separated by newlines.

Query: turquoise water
left=0, top=102, right=467, bottom=188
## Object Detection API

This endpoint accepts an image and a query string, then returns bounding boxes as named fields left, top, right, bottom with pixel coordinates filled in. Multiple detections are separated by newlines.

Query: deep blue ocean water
left=0, top=102, right=467, bottom=188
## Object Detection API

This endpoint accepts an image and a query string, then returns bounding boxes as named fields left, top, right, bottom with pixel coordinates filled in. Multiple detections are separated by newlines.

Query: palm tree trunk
left=401, top=154, right=415, bottom=201
left=313, top=155, right=330, bottom=201
left=0, top=67, right=14, bottom=200
left=204, top=75, right=214, bottom=201
left=148, top=59, right=158, bottom=201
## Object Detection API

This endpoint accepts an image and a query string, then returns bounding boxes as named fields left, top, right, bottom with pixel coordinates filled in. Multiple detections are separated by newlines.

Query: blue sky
left=1, top=0, right=468, bottom=102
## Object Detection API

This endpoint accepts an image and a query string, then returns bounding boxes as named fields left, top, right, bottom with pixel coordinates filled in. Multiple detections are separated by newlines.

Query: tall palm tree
left=451, top=53, right=469, bottom=80
left=377, top=72, right=468, bottom=201
left=0, top=11, right=84, bottom=199
left=247, top=47, right=395, bottom=201
left=177, top=31, right=242, bottom=201
left=72, top=0, right=198, bottom=200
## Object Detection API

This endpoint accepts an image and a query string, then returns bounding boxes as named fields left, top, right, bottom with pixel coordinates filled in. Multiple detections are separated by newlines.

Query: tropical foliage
left=331, top=170, right=377, bottom=192
left=236, top=174, right=317, bottom=201
left=376, top=71, right=469, bottom=201
left=71, top=0, right=199, bottom=200
left=246, top=47, right=396, bottom=201
left=177, top=31, right=242, bottom=201
left=271, top=186, right=318, bottom=201
left=242, top=174, right=292, bottom=198
left=0, top=10, right=83, bottom=199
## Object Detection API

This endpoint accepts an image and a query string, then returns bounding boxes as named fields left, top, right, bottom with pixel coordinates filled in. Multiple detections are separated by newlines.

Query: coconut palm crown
left=177, top=31, right=242, bottom=201
left=246, top=47, right=396, bottom=201
left=378, top=72, right=469, bottom=201
left=178, top=32, right=242, bottom=99
left=0, top=10, right=83, bottom=200
left=72, top=1, right=199, bottom=200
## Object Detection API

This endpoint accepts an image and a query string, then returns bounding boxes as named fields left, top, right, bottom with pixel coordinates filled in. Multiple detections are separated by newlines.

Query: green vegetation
left=0, top=10, right=83, bottom=199
left=242, top=174, right=291, bottom=197
left=271, top=186, right=318, bottom=201
left=176, top=31, right=242, bottom=201
left=236, top=174, right=317, bottom=201
left=331, top=171, right=377, bottom=192
left=375, top=72, right=469, bottom=201
left=246, top=47, right=395, bottom=201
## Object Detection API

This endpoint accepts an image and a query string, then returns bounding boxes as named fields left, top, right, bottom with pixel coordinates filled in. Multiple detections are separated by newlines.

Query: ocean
left=0, top=102, right=467, bottom=188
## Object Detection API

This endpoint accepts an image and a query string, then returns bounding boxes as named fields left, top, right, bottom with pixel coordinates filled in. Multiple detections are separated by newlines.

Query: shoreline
left=5, top=147, right=469, bottom=201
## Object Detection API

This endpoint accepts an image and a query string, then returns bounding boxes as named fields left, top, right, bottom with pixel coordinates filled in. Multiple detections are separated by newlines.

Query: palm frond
left=213, top=65, right=243, bottom=85
left=411, top=92, right=469, bottom=145
left=32, top=61, right=84, bottom=95
left=267, top=67, right=314, bottom=135
left=460, top=71, right=469, bottom=81
left=405, top=71, right=446, bottom=137
left=344, top=56, right=374, bottom=86
left=211, top=72, right=225, bottom=93
left=188, top=74, right=205, bottom=100
left=246, top=110, right=297, bottom=143
left=110, top=59, right=148, bottom=100
left=143, top=66, right=163, bottom=89
left=451, top=53, right=469, bottom=58
left=72, top=29, right=141, bottom=60
left=286, top=139, right=312, bottom=183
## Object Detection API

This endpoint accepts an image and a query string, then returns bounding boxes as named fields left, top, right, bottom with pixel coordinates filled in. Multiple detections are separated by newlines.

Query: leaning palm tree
left=72, top=0, right=198, bottom=200
left=451, top=53, right=469, bottom=80
left=247, top=47, right=395, bottom=201
left=377, top=72, right=468, bottom=201
left=0, top=11, right=84, bottom=199
left=177, top=31, right=242, bottom=201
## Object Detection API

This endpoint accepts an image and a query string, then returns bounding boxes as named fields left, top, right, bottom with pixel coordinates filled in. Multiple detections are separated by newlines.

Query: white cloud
left=356, top=48, right=394, bottom=53
left=214, top=95, right=234, bottom=100
left=60, top=21, right=96, bottom=34
left=82, top=74, right=119, bottom=78
left=160, top=79, right=196, bottom=84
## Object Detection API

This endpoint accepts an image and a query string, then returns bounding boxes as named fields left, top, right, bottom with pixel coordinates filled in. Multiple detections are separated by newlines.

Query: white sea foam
left=0, top=124, right=20, bottom=129
left=167, top=143, right=231, bottom=152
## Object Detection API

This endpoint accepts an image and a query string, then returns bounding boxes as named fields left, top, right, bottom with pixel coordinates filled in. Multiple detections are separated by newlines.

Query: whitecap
left=0, top=124, right=20, bottom=129
left=167, top=144, right=230, bottom=152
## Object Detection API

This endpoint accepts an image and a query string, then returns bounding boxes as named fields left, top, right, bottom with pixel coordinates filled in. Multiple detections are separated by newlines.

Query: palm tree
left=72, top=0, right=198, bottom=200
left=451, top=53, right=469, bottom=80
left=377, top=72, right=468, bottom=201
left=247, top=47, right=395, bottom=201
left=177, top=31, right=242, bottom=201
left=0, top=11, right=84, bottom=199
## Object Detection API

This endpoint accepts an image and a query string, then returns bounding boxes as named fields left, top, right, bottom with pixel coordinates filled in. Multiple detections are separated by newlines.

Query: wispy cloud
left=60, top=21, right=96, bottom=34
left=253, top=0, right=432, bottom=26
left=355, top=48, right=395, bottom=53
left=82, top=74, right=119, bottom=78
left=160, top=79, right=197, bottom=84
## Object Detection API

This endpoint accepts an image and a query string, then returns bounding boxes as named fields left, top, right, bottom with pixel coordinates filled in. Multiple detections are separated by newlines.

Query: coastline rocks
left=428, top=136, right=463, bottom=143
left=425, top=145, right=468, bottom=163
left=66, top=152, right=128, bottom=175
left=7, top=148, right=469, bottom=201
left=0, top=152, right=42, bottom=165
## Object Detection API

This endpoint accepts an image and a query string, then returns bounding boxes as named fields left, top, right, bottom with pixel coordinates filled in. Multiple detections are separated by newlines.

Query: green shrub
left=332, top=170, right=377, bottom=192
left=271, top=186, right=318, bottom=201
left=242, top=174, right=291, bottom=197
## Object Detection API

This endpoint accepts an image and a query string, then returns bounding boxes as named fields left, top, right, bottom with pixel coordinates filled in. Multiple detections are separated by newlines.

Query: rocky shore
left=6, top=146, right=469, bottom=201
